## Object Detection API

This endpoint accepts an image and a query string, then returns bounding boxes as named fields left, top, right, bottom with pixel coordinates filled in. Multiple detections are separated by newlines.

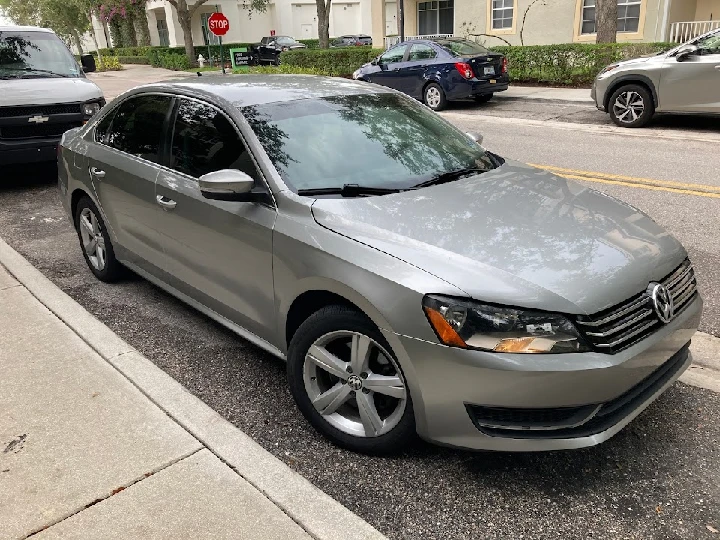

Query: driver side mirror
left=80, top=54, right=96, bottom=73
left=199, top=170, right=267, bottom=203
left=466, top=132, right=484, bottom=146
left=676, top=44, right=698, bottom=61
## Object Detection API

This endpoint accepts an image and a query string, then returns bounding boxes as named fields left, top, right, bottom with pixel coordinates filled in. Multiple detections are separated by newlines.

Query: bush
left=279, top=47, right=382, bottom=77
left=96, top=56, right=123, bottom=72
left=490, top=42, right=674, bottom=86
left=157, top=52, right=191, bottom=70
left=246, top=65, right=327, bottom=76
left=117, top=55, right=150, bottom=65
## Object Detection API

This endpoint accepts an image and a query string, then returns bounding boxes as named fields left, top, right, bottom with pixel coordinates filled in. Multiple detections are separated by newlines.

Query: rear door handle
left=156, top=195, right=177, bottom=210
left=90, top=167, right=105, bottom=178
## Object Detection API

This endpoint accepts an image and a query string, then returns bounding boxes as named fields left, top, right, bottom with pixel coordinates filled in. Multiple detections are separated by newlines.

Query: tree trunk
left=71, top=29, right=84, bottom=55
left=596, top=0, right=618, bottom=43
left=177, top=10, right=197, bottom=67
left=316, top=0, right=331, bottom=48
left=133, top=8, right=152, bottom=46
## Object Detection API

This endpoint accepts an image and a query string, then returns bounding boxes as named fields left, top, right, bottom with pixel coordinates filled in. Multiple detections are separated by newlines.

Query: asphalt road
left=2, top=107, right=719, bottom=539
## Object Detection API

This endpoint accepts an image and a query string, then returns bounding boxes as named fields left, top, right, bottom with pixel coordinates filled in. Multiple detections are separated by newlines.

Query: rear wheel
left=287, top=306, right=416, bottom=454
left=608, top=84, right=654, bottom=128
left=423, top=82, right=447, bottom=111
left=474, top=93, right=493, bottom=104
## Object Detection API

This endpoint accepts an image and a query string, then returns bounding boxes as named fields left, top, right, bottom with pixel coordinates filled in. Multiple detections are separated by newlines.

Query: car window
left=104, top=95, right=172, bottom=163
left=242, top=93, right=498, bottom=192
left=95, top=108, right=117, bottom=145
left=696, top=32, right=720, bottom=55
left=408, top=44, right=437, bottom=61
left=0, top=30, right=82, bottom=79
left=434, top=39, right=489, bottom=57
left=276, top=37, right=295, bottom=45
left=380, top=44, right=408, bottom=64
left=170, top=99, right=259, bottom=180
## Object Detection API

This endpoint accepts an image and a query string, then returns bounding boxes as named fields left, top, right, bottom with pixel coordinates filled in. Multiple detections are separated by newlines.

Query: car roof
left=133, top=74, right=394, bottom=107
left=0, top=26, right=55, bottom=33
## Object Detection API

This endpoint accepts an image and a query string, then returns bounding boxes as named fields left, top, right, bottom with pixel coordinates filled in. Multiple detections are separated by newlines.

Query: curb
left=0, top=237, right=385, bottom=540
left=493, top=94, right=594, bottom=104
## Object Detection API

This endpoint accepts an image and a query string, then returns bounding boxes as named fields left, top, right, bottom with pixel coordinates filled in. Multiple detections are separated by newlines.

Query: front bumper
left=0, top=138, right=60, bottom=165
left=384, top=295, right=701, bottom=451
left=591, top=77, right=607, bottom=111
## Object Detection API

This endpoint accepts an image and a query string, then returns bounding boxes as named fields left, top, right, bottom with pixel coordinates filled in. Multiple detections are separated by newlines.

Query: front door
left=659, top=32, right=720, bottom=112
left=87, top=94, right=173, bottom=274
left=154, top=97, right=277, bottom=342
left=369, top=44, right=409, bottom=90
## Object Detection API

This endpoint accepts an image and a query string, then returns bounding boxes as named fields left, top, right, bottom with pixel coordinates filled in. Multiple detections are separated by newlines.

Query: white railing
left=669, top=20, right=720, bottom=43
left=384, top=34, right=455, bottom=49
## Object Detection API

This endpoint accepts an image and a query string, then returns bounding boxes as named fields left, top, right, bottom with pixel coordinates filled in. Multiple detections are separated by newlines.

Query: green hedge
left=279, top=47, right=381, bottom=77
left=491, top=42, right=673, bottom=85
left=117, top=55, right=150, bottom=65
left=147, top=49, right=191, bottom=70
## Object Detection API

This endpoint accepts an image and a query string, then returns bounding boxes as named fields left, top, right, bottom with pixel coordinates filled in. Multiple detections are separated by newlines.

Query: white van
left=1, top=26, right=105, bottom=165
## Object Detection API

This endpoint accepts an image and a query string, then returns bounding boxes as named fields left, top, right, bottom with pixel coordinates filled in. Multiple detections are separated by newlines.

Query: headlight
left=353, top=69, right=360, bottom=79
left=83, top=102, right=101, bottom=116
left=422, top=295, right=591, bottom=354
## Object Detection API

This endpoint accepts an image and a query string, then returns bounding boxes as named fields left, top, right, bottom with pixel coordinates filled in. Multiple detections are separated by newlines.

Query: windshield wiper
left=1, top=67, right=70, bottom=78
left=297, top=184, right=405, bottom=197
left=412, top=167, right=486, bottom=189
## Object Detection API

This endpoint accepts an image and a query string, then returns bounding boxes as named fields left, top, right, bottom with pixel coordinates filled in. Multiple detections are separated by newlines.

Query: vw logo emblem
left=650, top=283, right=674, bottom=323
left=347, top=375, right=363, bottom=391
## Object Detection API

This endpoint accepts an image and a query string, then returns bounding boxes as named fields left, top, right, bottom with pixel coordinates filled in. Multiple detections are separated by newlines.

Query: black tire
left=287, top=305, right=416, bottom=455
left=274, top=55, right=281, bottom=66
left=474, top=93, right=493, bottom=104
left=423, top=82, right=447, bottom=111
left=608, top=84, right=654, bottom=128
left=74, top=196, right=123, bottom=282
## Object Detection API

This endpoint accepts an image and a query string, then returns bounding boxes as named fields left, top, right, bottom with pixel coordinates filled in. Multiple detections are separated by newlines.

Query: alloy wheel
left=425, top=86, right=442, bottom=109
left=613, top=90, right=645, bottom=124
left=78, top=207, right=106, bottom=271
left=303, top=330, right=407, bottom=438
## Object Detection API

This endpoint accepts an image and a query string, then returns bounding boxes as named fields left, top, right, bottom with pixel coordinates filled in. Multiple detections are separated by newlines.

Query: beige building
left=380, top=0, right=720, bottom=47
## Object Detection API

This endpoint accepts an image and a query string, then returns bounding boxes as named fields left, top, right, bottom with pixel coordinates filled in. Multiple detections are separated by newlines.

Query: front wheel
left=74, top=196, right=123, bottom=282
left=423, top=82, right=447, bottom=111
left=287, top=306, right=416, bottom=454
left=608, top=84, right=654, bottom=128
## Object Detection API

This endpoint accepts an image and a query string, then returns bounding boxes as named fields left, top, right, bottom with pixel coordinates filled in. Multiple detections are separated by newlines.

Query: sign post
left=208, top=12, right=230, bottom=74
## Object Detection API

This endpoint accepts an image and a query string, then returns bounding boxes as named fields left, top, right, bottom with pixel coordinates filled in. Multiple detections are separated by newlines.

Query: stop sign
left=208, top=13, right=229, bottom=36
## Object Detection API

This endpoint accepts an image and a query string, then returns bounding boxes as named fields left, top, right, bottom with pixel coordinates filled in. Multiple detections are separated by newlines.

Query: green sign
left=230, top=47, right=249, bottom=69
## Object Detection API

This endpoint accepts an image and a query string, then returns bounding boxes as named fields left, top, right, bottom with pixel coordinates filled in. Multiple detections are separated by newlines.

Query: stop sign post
left=208, top=12, right=229, bottom=74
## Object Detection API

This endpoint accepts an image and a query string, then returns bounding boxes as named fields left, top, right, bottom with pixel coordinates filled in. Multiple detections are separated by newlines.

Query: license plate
left=484, top=66, right=495, bottom=75
left=489, top=79, right=496, bottom=84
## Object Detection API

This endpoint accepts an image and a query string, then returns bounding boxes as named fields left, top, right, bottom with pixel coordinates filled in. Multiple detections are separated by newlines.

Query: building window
left=418, top=1, right=454, bottom=35
left=581, top=0, right=641, bottom=34
left=492, top=0, right=514, bottom=30
left=156, top=19, right=169, bottom=47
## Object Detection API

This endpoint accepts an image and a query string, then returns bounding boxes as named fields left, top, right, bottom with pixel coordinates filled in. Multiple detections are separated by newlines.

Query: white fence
left=669, top=20, right=720, bottom=43
left=383, top=34, right=455, bottom=49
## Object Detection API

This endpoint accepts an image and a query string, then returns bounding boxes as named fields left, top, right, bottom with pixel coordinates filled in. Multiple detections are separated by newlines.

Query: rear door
left=659, top=33, right=720, bottom=112
left=87, top=94, right=173, bottom=273
left=154, top=97, right=277, bottom=341
left=399, top=43, right=439, bottom=98
left=367, top=44, right=409, bottom=90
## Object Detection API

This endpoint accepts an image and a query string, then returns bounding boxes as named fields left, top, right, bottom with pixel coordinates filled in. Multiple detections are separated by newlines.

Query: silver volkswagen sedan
left=58, top=75, right=702, bottom=454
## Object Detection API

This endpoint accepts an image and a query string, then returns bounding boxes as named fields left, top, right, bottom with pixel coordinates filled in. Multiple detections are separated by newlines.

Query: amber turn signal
left=424, top=307, right=468, bottom=348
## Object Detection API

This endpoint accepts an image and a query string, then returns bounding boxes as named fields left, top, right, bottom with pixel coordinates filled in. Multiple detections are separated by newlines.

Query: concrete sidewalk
left=0, top=239, right=384, bottom=540
left=496, top=85, right=594, bottom=103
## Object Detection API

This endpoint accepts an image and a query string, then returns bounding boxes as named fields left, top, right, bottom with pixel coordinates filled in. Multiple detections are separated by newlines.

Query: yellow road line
left=529, top=163, right=720, bottom=193
left=529, top=164, right=720, bottom=198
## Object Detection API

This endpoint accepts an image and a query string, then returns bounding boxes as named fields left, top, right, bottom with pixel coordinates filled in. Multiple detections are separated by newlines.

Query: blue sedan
left=353, top=37, right=509, bottom=111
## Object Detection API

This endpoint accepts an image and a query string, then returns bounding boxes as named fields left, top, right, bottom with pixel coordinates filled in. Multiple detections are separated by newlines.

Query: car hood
left=311, top=162, right=687, bottom=315
left=1, top=77, right=103, bottom=106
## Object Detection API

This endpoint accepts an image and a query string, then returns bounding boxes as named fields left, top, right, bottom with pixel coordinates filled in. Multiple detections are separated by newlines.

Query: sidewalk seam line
left=22, top=448, right=203, bottom=539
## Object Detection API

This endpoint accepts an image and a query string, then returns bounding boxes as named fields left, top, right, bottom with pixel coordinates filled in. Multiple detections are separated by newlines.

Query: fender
left=604, top=74, right=659, bottom=110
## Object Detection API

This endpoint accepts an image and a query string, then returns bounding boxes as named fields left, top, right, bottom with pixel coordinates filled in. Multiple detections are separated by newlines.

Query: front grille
left=0, top=122, right=82, bottom=140
left=0, top=104, right=81, bottom=118
left=575, top=259, right=698, bottom=353
left=467, top=342, right=690, bottom=439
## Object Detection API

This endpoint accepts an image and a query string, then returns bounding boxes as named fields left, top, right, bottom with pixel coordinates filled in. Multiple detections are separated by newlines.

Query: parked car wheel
left=609, top=84, right=654, bottom=128
left=423, top=82, right=447, bottom=111
left=74, top=196, right=123, bottom=282
left=287, top=305, right=416, bottom=454
left=474, top=93, right=493, bottom=104
left=274, top=56, right=281, bottom=66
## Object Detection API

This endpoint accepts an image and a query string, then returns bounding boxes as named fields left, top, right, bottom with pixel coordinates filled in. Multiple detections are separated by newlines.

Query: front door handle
left=156, top=195, right=177, bottom=210
left=90, top=167, right=105, bottom=178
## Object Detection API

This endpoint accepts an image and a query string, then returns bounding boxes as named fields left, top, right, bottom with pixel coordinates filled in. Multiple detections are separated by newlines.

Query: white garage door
left=293, top=4, right=318, bottom=39
left=331, top=3, right=361, bottom=37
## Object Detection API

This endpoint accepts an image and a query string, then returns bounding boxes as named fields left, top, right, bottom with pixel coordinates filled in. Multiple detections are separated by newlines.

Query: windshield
left=0, top=30, right=82, bottom=79
left=434, top=38, right=489, bottom=57
left=242, top=93, right=499, bottom=192
left=276, top=37, right=298, bottom=45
